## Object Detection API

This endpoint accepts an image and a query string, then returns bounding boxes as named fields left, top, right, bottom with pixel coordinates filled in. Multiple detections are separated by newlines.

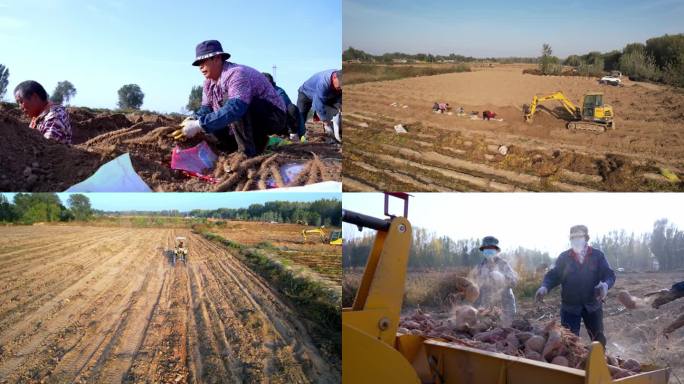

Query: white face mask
left=571, top=238, right=587, bottom=253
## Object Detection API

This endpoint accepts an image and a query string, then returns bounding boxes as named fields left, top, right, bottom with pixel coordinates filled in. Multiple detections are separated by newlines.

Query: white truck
left=599, top=71, right=622, bottom=86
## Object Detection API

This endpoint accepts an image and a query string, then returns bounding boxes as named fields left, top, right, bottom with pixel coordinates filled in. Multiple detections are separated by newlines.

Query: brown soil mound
left=0, top=115, right=102, bottom=191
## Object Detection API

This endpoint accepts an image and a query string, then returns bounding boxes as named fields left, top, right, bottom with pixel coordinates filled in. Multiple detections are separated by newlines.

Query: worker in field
left=14, top=80, right=72, bottom=145
left=262, top=72, right=303, bottom=142
left=535, top=225, right=616, bottom=347
left=470, top=236, right=518, bottom=326
left=172, top=40, right=286, bottom=157
left=297, top=69, right=342, bottom=143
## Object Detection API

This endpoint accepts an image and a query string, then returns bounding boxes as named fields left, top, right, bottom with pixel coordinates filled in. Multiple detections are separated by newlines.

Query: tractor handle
left=342, top=209, right=391, bottom=232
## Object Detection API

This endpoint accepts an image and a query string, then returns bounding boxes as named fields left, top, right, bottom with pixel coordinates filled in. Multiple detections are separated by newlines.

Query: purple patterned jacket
left=30, top=103, right=72, bottom=144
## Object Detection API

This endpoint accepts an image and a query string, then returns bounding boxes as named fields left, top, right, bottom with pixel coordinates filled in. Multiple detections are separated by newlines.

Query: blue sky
left=343, top=193, right=684, bottom=257
left=0, top=0, right=341, bottom=113
left=2, top=192, right=340, bottom=211
left=343, top=0, right=684, bottom=58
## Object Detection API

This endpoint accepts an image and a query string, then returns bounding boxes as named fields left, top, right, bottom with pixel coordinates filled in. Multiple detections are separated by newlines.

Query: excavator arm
left=524, top=91, right=580, bottom=122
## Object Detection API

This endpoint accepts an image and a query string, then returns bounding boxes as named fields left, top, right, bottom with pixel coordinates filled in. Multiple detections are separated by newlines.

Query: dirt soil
left=0, top=104, right=341, bottom=192
left=344, top=64, right=684, bottom=191
left=212, top=221, right=342, bottom=284
left=0, top=225, right=340, bottom=383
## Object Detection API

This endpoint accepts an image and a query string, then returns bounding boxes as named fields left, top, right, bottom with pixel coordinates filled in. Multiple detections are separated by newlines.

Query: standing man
left=536, top=225, right=616, bottom=346
left=262, top=72, right=303, bottom=142
left=173, top=40, right=286, bottom=157
left=14, top=80, right=72, bottom=145
left=471, top=236, right=518, bottom=326
left=297, top=69, right=342, bottom=143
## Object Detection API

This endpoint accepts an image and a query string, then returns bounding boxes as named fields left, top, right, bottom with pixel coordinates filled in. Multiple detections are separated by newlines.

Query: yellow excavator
left=523, top=91, right=615, bottom=132
left=301, top=226, right=342, bottom=245
left=343, top=193, right=669, bottom=384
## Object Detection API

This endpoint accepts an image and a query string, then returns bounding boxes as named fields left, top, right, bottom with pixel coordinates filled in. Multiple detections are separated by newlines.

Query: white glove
left=595, top=281, right=608, bottom=300
left=535, top=286, right=547, bottom=302
left=181, top=119, right=202, bottom=138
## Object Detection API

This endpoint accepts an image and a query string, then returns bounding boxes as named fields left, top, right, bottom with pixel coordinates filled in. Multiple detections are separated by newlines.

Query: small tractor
left=523, top=91, right=615, bottom=132
left=173, top=236, right=188, bottom=265
left=301, top=226, right=343, bottom=246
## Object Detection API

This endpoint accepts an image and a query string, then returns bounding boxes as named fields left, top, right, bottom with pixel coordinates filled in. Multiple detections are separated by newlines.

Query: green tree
left=619, top=49, right=660, bottom=81
left=117, top=84, right=145, bottom=110
left=186, top=85, right=202, bottom=113
left=539, top=44, right=561, bottom=75
left=13, top=193, right=63, bottom=224
left=50, top=80, right=77, bottom=105
left=67, top=194, right=93, bottom=221
left=563, top=55, right=582, bottom=67
left=0, top=194, right=18, bottom=222
left=0, top=64, right=8, bottom=100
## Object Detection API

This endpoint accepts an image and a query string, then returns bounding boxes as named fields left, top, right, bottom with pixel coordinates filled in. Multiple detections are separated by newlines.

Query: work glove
left=595, top=281, right=608, bottom=301
left=535, top=286, right=547, bottom=302
left=171, top=118, right=202, bottom=140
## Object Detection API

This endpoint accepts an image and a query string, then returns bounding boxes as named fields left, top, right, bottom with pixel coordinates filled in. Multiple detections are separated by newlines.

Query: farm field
left=0, top=225, right=340, bottom=383
left=344, top=64, right=684, bottom=191
left=211, top=221, right=342, bottom=284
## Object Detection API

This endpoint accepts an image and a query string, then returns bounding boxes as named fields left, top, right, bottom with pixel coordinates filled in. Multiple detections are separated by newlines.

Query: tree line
left=343, top=47, right=538, bottom=64
left=538, top=33, right=684, bottom=87
left=344, top=219, right=684, bottom=272
left=343, top=227, right=552, bottom=271
left=0, top=193, right=93, bottom=224
left=187, top=199, right=342, bottom=226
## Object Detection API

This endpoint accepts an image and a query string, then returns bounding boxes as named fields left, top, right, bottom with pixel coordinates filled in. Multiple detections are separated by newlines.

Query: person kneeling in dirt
left=535, top=225, right=616, bottom=347
left=14, top=80, right=72, bottom=145
left=471, top=236, right=518, bottom=327
left=297, top=69, right=342, bottom=143
left=174, top=40, right=287, bottom=157
left=482, top=110, right=497, bottom=120
left=263, top=72, right=302, bottom=142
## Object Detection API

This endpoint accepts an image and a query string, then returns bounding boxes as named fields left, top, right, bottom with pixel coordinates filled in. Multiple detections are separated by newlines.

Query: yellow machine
left=523, top=91, right=615, bottom=132
left=342, top=193, right=669, bottom=384
left=301, top=227, right=343, bottom=246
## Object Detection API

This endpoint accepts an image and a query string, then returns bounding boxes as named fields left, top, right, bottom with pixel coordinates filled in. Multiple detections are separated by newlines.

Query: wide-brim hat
left=192, top=40, right=231, bottom=66
left=479, top=235, right=500, bottom=251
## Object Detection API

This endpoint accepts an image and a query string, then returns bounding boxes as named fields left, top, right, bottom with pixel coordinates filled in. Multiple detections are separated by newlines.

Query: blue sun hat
left=192, top=40, right=231, bottom=66
left=479, top=236, right=500, bottom=251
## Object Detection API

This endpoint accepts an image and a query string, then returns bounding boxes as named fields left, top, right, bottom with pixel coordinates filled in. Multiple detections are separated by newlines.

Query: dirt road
left=0, top=226, right=338, bottom=383
left=345, top=64, right=684, bottom=191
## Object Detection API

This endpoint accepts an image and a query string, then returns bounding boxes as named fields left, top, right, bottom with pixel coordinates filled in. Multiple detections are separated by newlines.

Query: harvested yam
left=617, top=290, right=638, bottom=309
left=450, top=305, right=478, bottom=331
left=551, top=356, right=569, bottom=366
left=622, top=359, right=641, bottom=372
left=525, top=335, right=546, bottom=353
left=608, top=364, right=633, bottom=379
left=516, top=331, right=534, bottom=343
left=542, top=323, right=563, bottom=361
left=524, top=350, right=542, bottom=361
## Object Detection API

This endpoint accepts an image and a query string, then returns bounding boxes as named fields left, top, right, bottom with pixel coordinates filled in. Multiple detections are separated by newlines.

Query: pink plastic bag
left=171, top=141, right=217, bottom=175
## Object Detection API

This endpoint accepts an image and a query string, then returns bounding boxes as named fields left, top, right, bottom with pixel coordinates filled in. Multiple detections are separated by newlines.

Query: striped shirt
left=30, top=103, right=72, bottom=144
